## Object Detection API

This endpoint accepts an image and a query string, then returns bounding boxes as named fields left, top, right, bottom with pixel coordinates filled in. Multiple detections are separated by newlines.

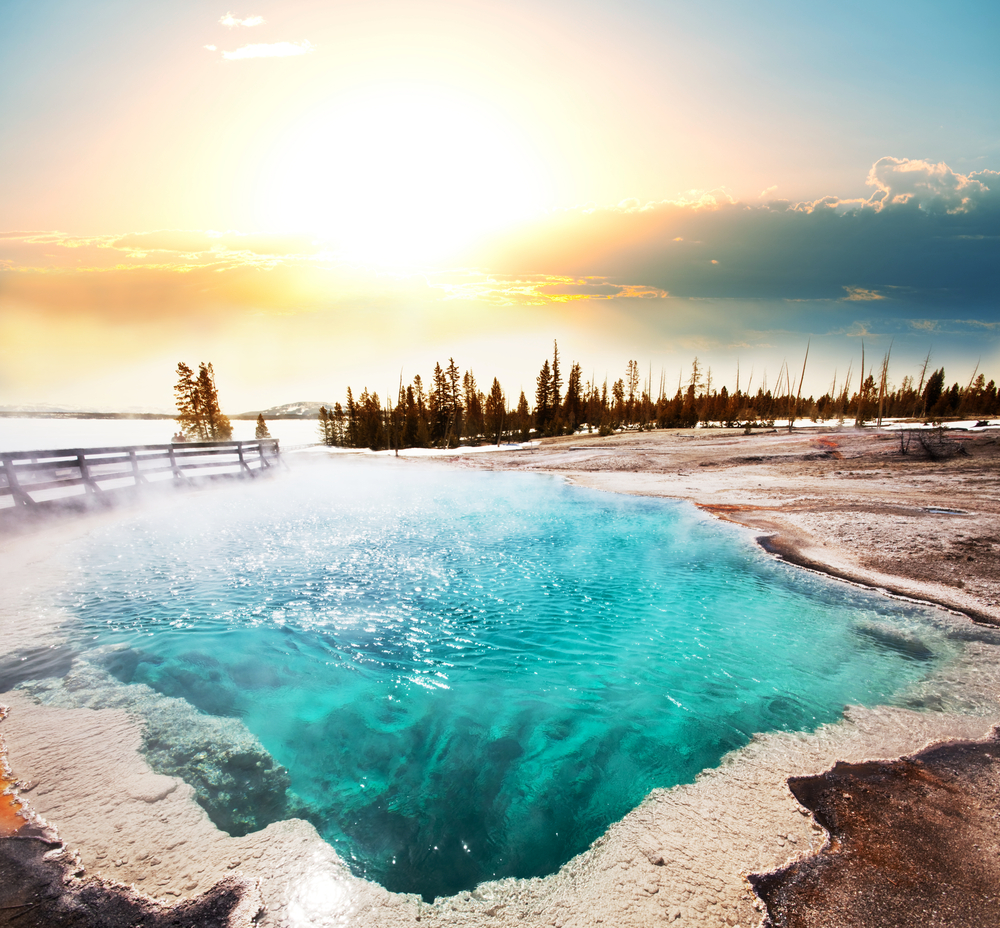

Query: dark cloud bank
left=482, top=158, right=1000, bottom=312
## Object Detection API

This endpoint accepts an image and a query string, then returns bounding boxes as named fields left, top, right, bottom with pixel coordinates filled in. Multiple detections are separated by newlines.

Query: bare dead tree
left=789, top=340, right=810, bottom=432
left=854, top=340, right=866, bottom=427
left=916, top=350, right=932, bottom=417
left=876, top=341, right=892, bottom=428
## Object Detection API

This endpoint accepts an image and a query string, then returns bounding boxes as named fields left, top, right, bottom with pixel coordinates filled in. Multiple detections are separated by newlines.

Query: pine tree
left=255, top=413, right=271, bottom=439
left=196, top=363, right=232, bottom=440
left=411, top=375, right=431, bottom=447
left=332, top=403, right=346, bottom=446
left=611, top=378, right=625, bottom=427
left=446, top=358, right=463, bottom=446
left=535, top=359, right=552, bottom=433
left=551, top=340, right=562, bottom=415
left=174, top=361, right=231, bottom=440
left=430, top=362, right=450, bottom=445
left=174, top=362, right=201, bottom=438
left=345, top=387, right=358, bottom=446
left=463, top=370, right=484, bottom=440
left=923, top=368, right=946, bottom=417
left=403, top=385, right=419, bottom=447
left=564, top=362, right=583, bottom=433
left=516, top=390, right=531, bottom=441
left=318, top=406, right=333, bottom=445
left=485, top=377, right=506, bottom=445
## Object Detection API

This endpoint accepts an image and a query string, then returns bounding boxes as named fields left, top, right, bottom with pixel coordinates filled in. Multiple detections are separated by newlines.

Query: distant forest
left=316, top=342, right=1000, bottom=451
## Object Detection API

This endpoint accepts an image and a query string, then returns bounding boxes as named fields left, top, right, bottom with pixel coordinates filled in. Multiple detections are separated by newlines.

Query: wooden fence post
left=237, top=442, right=253, bottom=476
left=168, top=447, right=183, bottom=480
left=77, top=453, right=103, bottom=495
left=2, top=456, right=35, bottom=507
left=129, top=449, right=147, bottom=485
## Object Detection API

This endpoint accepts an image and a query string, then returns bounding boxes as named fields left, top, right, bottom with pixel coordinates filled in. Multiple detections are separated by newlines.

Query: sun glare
left=255, top=85, right=550, bottom=267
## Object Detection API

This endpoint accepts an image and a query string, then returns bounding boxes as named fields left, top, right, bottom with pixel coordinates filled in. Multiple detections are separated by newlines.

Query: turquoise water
left=62, top=460, right=952, bottom=899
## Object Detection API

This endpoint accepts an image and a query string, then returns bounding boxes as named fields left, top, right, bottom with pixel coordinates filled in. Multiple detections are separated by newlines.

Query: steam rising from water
left=36, top=460, right=956, bottom=899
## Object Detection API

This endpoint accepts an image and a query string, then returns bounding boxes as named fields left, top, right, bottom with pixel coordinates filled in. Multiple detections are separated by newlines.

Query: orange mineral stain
left=1, top=722, right=28, bottom=836
left=0, top=777, right=27, bottom=836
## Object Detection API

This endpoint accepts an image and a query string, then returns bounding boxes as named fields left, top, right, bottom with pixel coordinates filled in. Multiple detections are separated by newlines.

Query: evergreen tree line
left=174, top=362, right=233, bottom=440
left=318, top=344, right=1000, bottom=451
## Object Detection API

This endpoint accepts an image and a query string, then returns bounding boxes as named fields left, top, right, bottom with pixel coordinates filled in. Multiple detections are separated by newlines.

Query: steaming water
left=55, top=460, right=954, bottom=899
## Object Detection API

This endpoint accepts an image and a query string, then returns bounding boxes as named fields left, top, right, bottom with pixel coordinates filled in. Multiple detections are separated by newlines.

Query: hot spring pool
left=44, top=460, right=957, bottom=899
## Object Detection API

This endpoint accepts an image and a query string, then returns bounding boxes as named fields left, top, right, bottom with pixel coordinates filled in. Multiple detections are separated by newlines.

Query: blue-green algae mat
left=61, top=460, right=955, bottom=899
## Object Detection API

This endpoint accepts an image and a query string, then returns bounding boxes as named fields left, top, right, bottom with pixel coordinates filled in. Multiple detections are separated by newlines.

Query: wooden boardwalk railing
left=0, top=439, right=280, bottom=509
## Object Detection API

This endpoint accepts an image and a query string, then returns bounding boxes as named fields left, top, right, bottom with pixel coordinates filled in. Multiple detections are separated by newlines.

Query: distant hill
left=0, top=404, right=173, bottom=418
left=0, top=403, right=89, bottom=414
left=235, top=401, right=338, bottom=420
left=1, top=401, right=337, bottom=420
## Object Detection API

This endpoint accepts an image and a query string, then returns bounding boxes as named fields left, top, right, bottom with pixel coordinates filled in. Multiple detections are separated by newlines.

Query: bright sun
left=254, top=84, right=550, bottom=266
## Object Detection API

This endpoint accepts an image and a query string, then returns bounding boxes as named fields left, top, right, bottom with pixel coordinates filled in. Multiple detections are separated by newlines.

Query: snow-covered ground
left=3, top=414, right=994, bottom=456
left=0, top=417, right=324, bottom=454
left=703, top=417, right=998, bottom=431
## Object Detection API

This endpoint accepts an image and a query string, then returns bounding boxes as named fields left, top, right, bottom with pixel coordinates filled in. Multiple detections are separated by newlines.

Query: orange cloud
left=842, top=287, right=885, bottom=302
left=0, top=252, right=421, bottom=325
left=431, top=273, right=668, bottom=305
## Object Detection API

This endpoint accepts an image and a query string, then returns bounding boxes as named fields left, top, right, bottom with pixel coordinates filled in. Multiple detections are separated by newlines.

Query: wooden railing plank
left=1, top=439, right=279, bottom=462
left=0, top=439, right=280, bottom=509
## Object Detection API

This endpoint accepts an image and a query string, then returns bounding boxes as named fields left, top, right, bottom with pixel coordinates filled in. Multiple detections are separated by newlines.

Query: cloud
left=220, top=13, right=265, bottom=27
left=0, top=257, right=383, bottom=323
left=845, top=323, right=875, bottom=338
left=0, top=230, right=330, bottom=266
left=537, top=281, right=623, bottom=297
left=204, top=45, right=217, bottom=51
left=106, top=230, right=324, bottom=258
left=0, top=231, right=434, bottom=327
left=865, top=157, right=991, bottom=214
left=843, top=287, right=885, bottom=301
left=431, top=272, right=669, bottom=305
left=222, top=41, right=312, bottom=60
left=467, top=157, right=999, bottom=309
left=907, top=317, right=1000, bottom=335
left=3, top=158, right=997, bottom=333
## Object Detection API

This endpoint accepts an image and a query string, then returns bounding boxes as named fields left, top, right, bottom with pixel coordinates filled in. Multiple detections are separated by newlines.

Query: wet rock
left=20, top=663, right=295, bottom=837
left=0, top=835, right=262, bottom=927
left=750, top=728, right=1000, bottom=928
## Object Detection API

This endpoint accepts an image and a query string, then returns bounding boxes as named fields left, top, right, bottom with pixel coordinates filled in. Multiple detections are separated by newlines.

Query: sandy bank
left=2, top=429, right=1000, bottom=927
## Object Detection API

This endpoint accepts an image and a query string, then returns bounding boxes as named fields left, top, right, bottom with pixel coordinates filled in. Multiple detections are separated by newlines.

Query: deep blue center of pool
left=63, top=461, right=949, bottom=899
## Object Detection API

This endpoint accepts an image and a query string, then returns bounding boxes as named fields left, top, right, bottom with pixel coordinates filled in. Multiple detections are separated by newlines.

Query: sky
left=1, top=0, right=998, bottom=412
